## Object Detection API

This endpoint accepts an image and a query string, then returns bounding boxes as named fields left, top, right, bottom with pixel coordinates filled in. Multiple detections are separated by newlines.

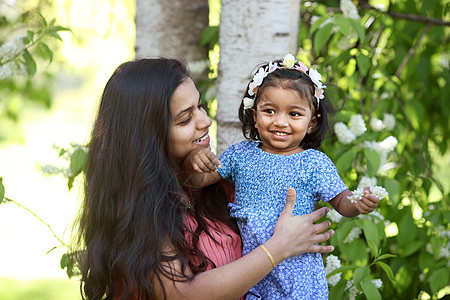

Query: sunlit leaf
left=363, top=219, right=380, bottom=249
left=335, top=15, right=351, bottom=36
left=314, top=23, right=334, bottom=56
left=70, top=149, right=87, bottom=176
left=354, top=266, right=370, bottom=290
left=361, top=278, right=381, bottom=300
left=335, top=147, right=358, bottom=174
left=0, top=177, right=5, bottom=204
left=22, top=49, right=37, bottom=75
left=329, top=278, right=347, bottom=299
left=430, top=268, right=449, bottom=295
left=357, top=53, right=371, bottom=76
left=377, top=261, right=396, bottom=282
left=348, top=19, right=365, bottom=42
left=363, top=148, right=380, bottom=177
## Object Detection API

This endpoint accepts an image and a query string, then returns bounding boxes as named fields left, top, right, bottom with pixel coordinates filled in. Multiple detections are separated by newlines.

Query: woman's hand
left=264, top=188, right=334, bottom=265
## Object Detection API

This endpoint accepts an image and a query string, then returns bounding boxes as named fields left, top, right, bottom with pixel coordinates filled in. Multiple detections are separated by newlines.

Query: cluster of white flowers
left=363, top=136, right=398, bottom=172
left=0, top=36, right=25, bottom=62
left=334, top=114, right=367, bottom=144
left=348, top=186, right=388, bottom=203
left=340, top=0, right=360, bottom=20
left=327, top=209, right=342, bottom=223
left=345, top=278, right=383, bottom=299
left=426, top=242, right=450, bottom=260
left=436, top=225, right=450, bottom=239
left=344, top=226, right=362, bottom=243
left=349, top=114, right=367, bottom=136
left=370, top=113, right=396, bottom=132
left=40, top=164, right=72, bottom=177
left=325, top=254, right=342, bottom=286
left=357, top=176, right=377, bottom=189
left=334, top=122, right=356, bottom=144
left=0, top=61, right=27, bottom=80
left=358, top=210, right=385, bottom=224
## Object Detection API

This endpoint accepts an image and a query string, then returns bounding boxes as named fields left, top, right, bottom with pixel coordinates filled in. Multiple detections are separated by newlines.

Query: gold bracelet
left=260, top=245, right=276, bottom=269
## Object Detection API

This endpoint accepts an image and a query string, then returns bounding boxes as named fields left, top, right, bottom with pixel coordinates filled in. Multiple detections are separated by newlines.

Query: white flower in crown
left=243, top=97, right=255, bottom=110
left=308, top=68, right=324, bottom=89
left=268, top=61, right=278, bottom=73
left=248, top=81, right=257, bottom=96
left=315, top=87, right=325, bottom=100
left=252, top=67, right=267, bottom=86
left=281, top=54, right=296, bottom=68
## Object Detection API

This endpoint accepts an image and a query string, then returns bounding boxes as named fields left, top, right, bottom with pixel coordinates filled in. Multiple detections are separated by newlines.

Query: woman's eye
left=198, top=102, right=207, bottom=111
left=179, top=116, right=191, bottom=125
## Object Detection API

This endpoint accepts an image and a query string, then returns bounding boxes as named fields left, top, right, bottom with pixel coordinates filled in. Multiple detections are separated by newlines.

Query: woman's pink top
left=184, top=214, right=244, bottom=299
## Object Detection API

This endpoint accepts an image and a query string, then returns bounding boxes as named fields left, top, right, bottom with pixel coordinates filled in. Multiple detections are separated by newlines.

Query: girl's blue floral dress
left=218, top=140, right=347, bottom=299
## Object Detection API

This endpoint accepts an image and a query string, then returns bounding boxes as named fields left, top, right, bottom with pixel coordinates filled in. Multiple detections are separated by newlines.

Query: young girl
left=184, top=54, right=381, bottom=299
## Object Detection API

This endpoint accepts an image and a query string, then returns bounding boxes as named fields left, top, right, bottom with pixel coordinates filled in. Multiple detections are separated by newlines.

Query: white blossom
left=344, top=226, right=362, bottom=243
left=252, top=67, right=267, bottom=86
left=358, top=176, right=377, bottom=188
left=310, top=16, right=320, bottom=26
left=348, top=187, right=365, bottom=203
left=334, top=122, right=356, bottom=144
left=349, top=114, right=367, bottom=137
left=0, top=36, right=25, bottom=62
left=370, top=186, right=388, bottom=199
left=188, top=60, right=209, bottom=75
left=325, top=254, right=342, bottom=286
left=372, top=279, right=383, bottom=289
left=383, top=113, right=396, bottom=131
left=340, top=0, right=360, bottom=20
left=370, top=117, right=384, bottom=131
left=0, top=63, right=13, bottom=80
left=327, top=209, right=342, bottom=223
left=359, top=210, right=384, bottom=224
left=346, top=280, right=361, bottom=300
left=436, top=225, right=450, bottom=239
left=243, top=97, right=255, bottom=110
left=309, top=68, right=325, bottom=89
left=379, top=136, right=398, bottom=152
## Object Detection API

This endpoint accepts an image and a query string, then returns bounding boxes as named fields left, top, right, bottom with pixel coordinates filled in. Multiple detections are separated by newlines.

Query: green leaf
left=60, top=253, right=70, bottom=269
left=70, top=149, right=87, bottom=176
left=363, top=219, right=380, bottom=249
left=200, top=25, right=219, bottom=49
left=368, top=240, right=378, bottom=258
left=429, top=236, right=441, bottom=259
left=353, top=266, right=370, bottom=290
left=430, top=268, right=449, bottom=295
left=361, top=278, right=382, bottom=300
left=23, top=49, right=37, bottom=75
left=25, top=30, right=35, bottom=44
left=383, top=177, right=400, bottom=205
left=363, top=148, right=381, bottom=177
left=335, top=15, right=351, bottom=36
left=335, top=147, right=358, bottom=174
left=327, top=265, right=358, bottom=277
left=356, top=53, right=371, bottom=76
left=0, top=177, right=5, bottom=204
left=310, top=17, right=326, bottom=35
left=348, top=19, right=365, bottom=42
left=38, top=12, right=47, bottom=27
left=377, top=254, right=396, bottom=261
left=401, top=240, right=424, bottom=257
left=37, top=42, right=53, bottom=63
left=329, top=278, right=347, bottom=300
left=376, top=261, right=396, bottom=282
left=314, top=23, right=334, bottom=56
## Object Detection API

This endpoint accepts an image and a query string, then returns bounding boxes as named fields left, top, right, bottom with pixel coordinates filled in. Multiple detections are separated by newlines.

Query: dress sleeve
left=314, top=151, right=348, bottom=202
left=217, top=144, right=237, bottom=183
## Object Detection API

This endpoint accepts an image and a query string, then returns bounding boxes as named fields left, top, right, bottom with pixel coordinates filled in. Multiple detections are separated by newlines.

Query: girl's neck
left=259, top=143, right=304, bottom=156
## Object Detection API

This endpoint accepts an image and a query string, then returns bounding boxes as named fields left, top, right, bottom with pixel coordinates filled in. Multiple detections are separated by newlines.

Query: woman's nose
left=197, top=110, right=212, bottom=129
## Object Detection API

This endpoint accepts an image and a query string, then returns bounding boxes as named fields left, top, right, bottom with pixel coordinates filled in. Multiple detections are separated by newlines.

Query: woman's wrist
left=262, top=238, right=289, bottom=267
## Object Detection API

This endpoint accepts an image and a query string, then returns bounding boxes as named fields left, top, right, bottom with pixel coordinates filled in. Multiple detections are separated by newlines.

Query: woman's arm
left=153, top=188, right=334, bottom=300
left=329, top=188, right=380, bottom=218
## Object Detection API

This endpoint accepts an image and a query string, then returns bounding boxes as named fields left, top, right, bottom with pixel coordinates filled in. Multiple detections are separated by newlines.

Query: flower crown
left=243, top=54, right=326, bottom=110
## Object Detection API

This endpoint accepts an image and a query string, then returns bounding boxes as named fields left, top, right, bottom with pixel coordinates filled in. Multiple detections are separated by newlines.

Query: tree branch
left=360, top=3, right=450, bottom=27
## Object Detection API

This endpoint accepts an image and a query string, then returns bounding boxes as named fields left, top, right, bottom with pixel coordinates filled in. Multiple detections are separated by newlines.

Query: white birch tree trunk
left=135, top=0, right=208, bottom=63
left=215, top=0, right=300, bottom=154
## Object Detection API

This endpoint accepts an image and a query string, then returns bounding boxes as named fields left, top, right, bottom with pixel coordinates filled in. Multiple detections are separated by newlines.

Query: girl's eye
left=290, top=112, right=300, bottom=117
left=264, top=109, right=275, bottom=114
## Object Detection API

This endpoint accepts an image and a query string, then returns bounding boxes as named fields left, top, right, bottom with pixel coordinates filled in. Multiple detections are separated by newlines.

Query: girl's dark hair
left=75, top=58, right=238, bottom=300
left=238, top=59, right=335, bottom=149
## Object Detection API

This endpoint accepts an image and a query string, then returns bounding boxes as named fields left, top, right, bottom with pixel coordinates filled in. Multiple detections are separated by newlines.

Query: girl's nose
left=274, top=114, right=288, bottom=127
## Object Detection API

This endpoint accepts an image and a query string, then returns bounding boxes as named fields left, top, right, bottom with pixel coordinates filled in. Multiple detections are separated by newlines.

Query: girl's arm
left=153, top=189, right=335, bottom=300
left=328, top=188, right=380, bottom=218
left=182, top=147, right=223, bottom=188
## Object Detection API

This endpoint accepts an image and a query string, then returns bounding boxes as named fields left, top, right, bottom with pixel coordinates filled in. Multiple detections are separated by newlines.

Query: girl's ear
left=252, top=108, right=258, bottom=129
left=307, top=114, right=320, bottom=134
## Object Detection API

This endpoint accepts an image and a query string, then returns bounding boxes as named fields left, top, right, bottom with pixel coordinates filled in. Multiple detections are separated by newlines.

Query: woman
left=76, top=58, right=335, bottom=300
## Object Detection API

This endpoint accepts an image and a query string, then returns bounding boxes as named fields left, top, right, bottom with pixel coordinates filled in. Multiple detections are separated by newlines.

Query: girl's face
left=253, top=86, right=317, bottom=155
left=169, top=77, right=212, bottom=165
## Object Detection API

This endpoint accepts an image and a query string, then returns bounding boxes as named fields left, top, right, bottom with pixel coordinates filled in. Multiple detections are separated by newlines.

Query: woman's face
left=169, top=77, right=212, bottom=165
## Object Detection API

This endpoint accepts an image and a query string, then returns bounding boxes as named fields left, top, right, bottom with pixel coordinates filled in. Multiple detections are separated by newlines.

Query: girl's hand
left=265, top=188, right=335, bottom=263
left=185, top=148, right=221, bottom=173
left=354, top=187, right=380, bottom=215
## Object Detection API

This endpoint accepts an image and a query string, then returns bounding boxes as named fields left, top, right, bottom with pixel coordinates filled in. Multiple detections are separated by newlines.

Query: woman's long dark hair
left=75, top=58, right=238, bottom=300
